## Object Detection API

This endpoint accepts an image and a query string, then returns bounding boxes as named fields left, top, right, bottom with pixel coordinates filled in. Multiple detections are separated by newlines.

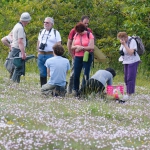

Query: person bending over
left=79, top=68, right=116, bottom=96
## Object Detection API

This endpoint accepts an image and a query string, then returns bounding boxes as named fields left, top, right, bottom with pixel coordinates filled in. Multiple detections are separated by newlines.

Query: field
left=1, top=60, right=150, bottom=150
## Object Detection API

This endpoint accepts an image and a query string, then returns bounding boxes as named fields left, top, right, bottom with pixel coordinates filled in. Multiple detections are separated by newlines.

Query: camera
left=39, top=43, right=46, bottom=50
left=119, top=50, right=124, bottom=56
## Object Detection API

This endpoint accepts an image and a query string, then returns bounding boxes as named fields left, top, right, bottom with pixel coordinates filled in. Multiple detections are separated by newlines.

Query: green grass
left=1, top=60, right=150, bottom=149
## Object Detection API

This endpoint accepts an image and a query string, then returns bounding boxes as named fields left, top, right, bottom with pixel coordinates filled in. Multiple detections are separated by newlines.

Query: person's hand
left=120, top=39, right=126, bottom=45
left=21, top=52, right=26, bottom=60
left=75, top=46, right=83, bottom=52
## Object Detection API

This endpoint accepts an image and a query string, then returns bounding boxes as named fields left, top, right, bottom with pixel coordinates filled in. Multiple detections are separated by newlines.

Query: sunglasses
left=43, top=22, right=50, bottom=24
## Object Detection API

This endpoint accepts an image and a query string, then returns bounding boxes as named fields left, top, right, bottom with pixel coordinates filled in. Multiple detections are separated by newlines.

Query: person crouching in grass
left=79, top=68, right=116, bottom=97
left=41, top=44, right=70, bottom=97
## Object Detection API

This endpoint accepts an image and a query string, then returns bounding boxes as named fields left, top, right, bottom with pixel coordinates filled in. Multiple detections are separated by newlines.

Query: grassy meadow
left=1, top=59, right=150, bottom=150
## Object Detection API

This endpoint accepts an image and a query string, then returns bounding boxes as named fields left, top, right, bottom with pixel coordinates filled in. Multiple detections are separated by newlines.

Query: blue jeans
left=73, top=53, right=93, bottom=91
left=37, top=54, right=53, bottom=77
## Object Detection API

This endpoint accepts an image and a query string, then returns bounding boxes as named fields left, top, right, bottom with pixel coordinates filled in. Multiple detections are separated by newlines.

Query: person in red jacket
left=67, top=15, right=93, bottom=94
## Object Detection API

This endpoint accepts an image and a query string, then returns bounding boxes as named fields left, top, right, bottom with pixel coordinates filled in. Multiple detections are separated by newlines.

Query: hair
left=117, top=32, right=128, bottom=39
left=81, top=15, right=90, bottom=22
left=75, top=22, right=86, bottom=33
left=53, top=43, right=64, bottom=56
left=105, top=68, right=116, bottom=77
left=45, top=17, right=54, bottom=25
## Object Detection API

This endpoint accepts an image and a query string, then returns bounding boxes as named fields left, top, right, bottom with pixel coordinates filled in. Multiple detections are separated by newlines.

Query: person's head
left=117, top=32, right=128, bottom=42
left=81, top=15, right=90, bottom=28
left=44, top=17, right=54, bottom=31
left=20, top=12, right=31, bottom=26
left=75, top=22, right=86, bottom=34
left=53, top=43, right=64, bottom=56
left=105, top=68, right=116, bottom=78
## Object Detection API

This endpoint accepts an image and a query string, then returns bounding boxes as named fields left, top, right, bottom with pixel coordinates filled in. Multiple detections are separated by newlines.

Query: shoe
left=123, top=94, right=130, bottom=101
left=72, top=90, right=80, bottom=97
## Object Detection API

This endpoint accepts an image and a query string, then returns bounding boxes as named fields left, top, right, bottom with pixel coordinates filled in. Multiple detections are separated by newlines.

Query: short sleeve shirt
left=68, top=28, right=92, bottom=40
left=38, top=28, right=61, bottom=52
left=73, top=31, right=94, bottom=56
left=12, top=23, right=26, bottom=49
left=120, top=36, right=140, bottom=64
left=91, top=70, right=113, bottom=86
left=45, top=56, right=70, bottom=86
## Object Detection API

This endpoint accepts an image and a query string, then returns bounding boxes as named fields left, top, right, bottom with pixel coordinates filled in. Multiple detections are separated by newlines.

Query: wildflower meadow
left=1, top=60, right=150, bottom=150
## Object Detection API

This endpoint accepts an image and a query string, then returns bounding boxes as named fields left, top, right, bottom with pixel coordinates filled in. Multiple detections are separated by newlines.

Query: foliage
left=0, top=0, right=150, bottom=72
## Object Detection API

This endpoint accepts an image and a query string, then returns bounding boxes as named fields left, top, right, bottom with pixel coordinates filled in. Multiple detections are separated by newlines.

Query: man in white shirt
left=37, top=17, right=61, bottom=87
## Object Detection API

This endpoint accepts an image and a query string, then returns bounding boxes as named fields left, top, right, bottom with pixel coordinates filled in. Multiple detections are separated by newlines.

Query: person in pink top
left=67, top=15, right=93, bottom=94
left=71, top=22, right=94, bottom=97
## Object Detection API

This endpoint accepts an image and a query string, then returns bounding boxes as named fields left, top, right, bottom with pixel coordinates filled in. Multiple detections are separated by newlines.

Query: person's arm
left=72, top=39, right=94, bottom=52
left=120, top=39, right=134, bottom=55
left=47, top=68, right=50, bottom=77
left=37, top=40, right=40, bottom=51
left=1, top=37, right=11, bottom=50
left=67, top=39, right=74, bottom=58
left=18, top=38, right=26, bottom=59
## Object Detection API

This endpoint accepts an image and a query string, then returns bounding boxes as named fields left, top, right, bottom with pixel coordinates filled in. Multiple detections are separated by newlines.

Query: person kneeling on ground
left=41, top=44, right=70, bottom=97
left=79, top=68, right=116, bottom=97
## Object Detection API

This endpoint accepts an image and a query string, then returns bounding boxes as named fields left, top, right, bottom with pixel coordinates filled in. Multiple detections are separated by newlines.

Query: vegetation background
left=0, top=0, right=150, bottom=74
left=1, top=0, right=150, bottom=149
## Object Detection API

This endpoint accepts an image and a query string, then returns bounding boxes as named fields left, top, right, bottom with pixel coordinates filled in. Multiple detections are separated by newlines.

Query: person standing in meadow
left=1, top=31, right=15, bottom=78
left=37, top=17, right=61, bottom=87
left=10, top=12, right=31, bottom=83
left=71, top=22, right=94, bottom=97
left=117, top=32, right=140, bottom=100
left=67, top=15, right=93, bottom=94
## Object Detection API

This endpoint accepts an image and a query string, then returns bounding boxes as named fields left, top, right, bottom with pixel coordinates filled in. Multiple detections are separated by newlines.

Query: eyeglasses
left=43, top=22, right=50, bottom=24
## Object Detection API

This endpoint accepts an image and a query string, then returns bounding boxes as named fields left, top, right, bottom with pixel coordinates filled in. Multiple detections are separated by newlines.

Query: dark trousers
left=80, top=78, right=105, bottom=95
left=124, top=61, right=139, bottom=94
left=10, top=48, right=25, bottom=83
left=73, top=53, right=93, bottom=91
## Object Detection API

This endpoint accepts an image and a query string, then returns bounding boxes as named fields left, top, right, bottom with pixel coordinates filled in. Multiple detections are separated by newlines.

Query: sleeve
left=107, top=74, right=113, bottom=85
left=87, top=28, right=93, bottom=33
left=55, top=30, right=61, bottom=42
left=67, top=60, right=70, bottom=71
left=130, top=39, right=137, bottom=50
left=89, top=32, right=94, bottom=39
left=18, top=26, right=24, bottom=39
left=68, top=28, right=75, bottom=40
left=6, top=35, right=11, bottom=43
left=45, top=59, right=50, bottom=68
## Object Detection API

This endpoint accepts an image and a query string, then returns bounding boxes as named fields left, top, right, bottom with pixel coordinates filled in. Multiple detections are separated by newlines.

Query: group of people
left=1, top=12, right=140, bottom=100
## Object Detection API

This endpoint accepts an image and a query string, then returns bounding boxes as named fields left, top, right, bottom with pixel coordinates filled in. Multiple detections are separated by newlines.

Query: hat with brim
left=20, top=12, right=31, bottom=22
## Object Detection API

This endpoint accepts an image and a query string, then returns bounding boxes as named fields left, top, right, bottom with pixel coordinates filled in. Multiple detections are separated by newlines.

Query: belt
left=38, top=51, right=53, bottom=55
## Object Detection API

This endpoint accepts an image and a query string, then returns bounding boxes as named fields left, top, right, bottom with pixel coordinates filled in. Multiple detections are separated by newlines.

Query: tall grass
left=1, top=59, right=150, bottom=150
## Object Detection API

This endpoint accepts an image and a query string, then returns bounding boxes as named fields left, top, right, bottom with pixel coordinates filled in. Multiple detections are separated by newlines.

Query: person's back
left=46, top=56, right=70, bottom=86
left=41, top=44, right=70, bottom=97
left=79, top=68, right=116, bottom=97
left=91, top=70, right=113, bottom=86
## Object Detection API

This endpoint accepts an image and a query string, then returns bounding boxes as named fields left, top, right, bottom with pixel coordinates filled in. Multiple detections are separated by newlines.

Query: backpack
left=128, top=36, right=145, bottom=55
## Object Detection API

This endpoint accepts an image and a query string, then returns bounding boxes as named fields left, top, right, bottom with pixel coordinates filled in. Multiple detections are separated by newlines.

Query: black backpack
left=128, top=36, right=145, bottom=55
